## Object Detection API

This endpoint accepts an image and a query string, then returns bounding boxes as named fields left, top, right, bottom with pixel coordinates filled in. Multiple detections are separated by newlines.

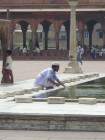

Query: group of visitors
left=90, top=45, right=105, bottom=59
left=76, top=44, right=105, bottom=62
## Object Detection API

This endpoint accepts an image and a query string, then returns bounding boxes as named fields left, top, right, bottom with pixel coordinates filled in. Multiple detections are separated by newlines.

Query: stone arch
left=48, top=24, right=56, bottom=49
left=59, top=24, right=67, bottom=50
left=83, top=22, right=103, bottom=47
left=13, top=20, right=31, bottom=52
left=39, top=20, right=52, bottom=50
left=36, top=24, right=43, bottom=50
left=84, top=25, right=89, bottom=46
left=63, top=20, right=70, bottom=50
left=92, top=23, right=103, bottom=47
left=86, top=20, right=97, bottom=47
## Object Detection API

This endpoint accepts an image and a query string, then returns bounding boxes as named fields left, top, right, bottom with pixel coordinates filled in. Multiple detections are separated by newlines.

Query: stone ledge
left=47, top=97, right=65, bottom=104
left=15, top=95, right=33, bottom=103
left=0, top=92, right=7, bottom=99
left=0, top=113, right=105, bottom=131
left=4, top=91, right=15, bottom=97
left=79, top=97, right=97, bottom=104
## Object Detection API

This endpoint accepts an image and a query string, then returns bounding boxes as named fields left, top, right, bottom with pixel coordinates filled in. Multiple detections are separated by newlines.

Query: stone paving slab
left=0, top=130, right=105, bottom=140
left=0, top=101, right=105, bottom=116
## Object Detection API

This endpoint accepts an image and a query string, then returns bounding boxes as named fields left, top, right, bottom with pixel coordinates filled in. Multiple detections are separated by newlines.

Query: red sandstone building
left=0, top=0, right=105, bottom=58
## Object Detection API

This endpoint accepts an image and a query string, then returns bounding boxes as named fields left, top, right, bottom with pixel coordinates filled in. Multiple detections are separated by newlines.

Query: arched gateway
left=0, top=0, right=105, bottom=60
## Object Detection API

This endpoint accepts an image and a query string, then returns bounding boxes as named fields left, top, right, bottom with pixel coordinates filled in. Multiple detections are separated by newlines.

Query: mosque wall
left=0, top=0, right=104, bottom=7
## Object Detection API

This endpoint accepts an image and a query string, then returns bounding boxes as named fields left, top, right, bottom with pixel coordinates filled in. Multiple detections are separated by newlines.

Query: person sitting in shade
left=33, top=62, right=66, bottom=90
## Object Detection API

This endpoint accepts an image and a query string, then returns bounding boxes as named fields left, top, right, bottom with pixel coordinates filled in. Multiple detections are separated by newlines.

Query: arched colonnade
left=8, top=17, right=105, bottom=53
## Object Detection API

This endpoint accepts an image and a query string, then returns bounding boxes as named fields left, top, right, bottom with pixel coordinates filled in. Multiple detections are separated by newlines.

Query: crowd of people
left=90, top=45, right=105, bottom=59
left=76, top=44, right=105, bottom=64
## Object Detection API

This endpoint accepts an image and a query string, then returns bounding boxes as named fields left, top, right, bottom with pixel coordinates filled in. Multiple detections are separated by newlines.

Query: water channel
left=56, top=77, right=105, bottom=99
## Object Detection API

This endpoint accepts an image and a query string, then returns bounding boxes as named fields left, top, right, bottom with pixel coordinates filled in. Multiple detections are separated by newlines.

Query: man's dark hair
left=7, top=50, right=12, bottom=55
left=52, top=65, right=59, bottom=69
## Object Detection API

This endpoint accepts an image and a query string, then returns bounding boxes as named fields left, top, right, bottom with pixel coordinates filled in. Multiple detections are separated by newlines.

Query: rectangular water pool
left=55, top=77, right=105, bottom=99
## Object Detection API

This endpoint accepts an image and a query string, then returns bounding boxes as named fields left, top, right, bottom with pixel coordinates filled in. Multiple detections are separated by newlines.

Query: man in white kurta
left=34, top=63, right=65, bottom=89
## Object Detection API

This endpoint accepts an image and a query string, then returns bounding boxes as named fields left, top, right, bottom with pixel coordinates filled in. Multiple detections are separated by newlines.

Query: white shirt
left=34, top=68, right=59, bottom=87
left=77, top=46, right=81, bottom=53
left=5, top=56, right=12, bottom=70
left=80, top=47, right=84, bottom=55
left=36, top=47, right=40, bottom=53
left=23, top=48, right=27, bottom=53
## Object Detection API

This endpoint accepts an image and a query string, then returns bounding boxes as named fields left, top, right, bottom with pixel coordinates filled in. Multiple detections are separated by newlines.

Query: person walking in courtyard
left=76, top=45, right=83, bottom=65
left=4, top=50, right=14, bottom=83
left=33, top=62, right=65, bottom=90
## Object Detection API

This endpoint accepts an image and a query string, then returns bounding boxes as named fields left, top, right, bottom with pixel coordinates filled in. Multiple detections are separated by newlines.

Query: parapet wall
left=0, top=0, right=104, bottom=9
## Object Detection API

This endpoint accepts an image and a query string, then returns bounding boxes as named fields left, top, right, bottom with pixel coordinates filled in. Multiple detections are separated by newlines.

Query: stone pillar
left=79, top=29, right=84, bottom=46
left=21, top=26, right=28, bottom=48
left=43, top=26, right=49, bottom=50
left=65, top=26, right=70, bottom=50
left=87, top=26, right=93, bottom=47
left=86, top=21, right=96, bottom=48
left=31, top=30, right=36, bottom=51
left=6, top=8, right=10, bottom=19
left=10, top=30, right=13, bottom=50
left=44, top=30, right=49, bottom=50
left=31, top=22, right=37, bottom=52
left=55, top=30, right=59, bottom=50
left=103, top=31, right=105, bottom=46
left=101, top=23, right=105, bottom=46
left=0, top=19, right=11, bottom=83
left=54, top=21, right=60, bottom=50
left=78, top=21, right=85, bottom=46
left=64, top=0, right=82, bottom=73
left=69, top=0, right=77, bottom=60
left=9, top=23, right=14, bottom=50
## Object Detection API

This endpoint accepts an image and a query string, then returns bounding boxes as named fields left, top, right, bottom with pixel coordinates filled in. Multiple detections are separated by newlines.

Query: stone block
left=70, top=78, right=74, bottom=82
left=79, top=97, right=97, bottom=104
left=80, top=76, right=86, bottom=79
left=4, top=91, right=15, bottom=97
left=75, top=77, right=80, bottom=81
left=32, top=87, right=40, bottom=92
left=15, top=95, right=33, bottom=103
left=0, top=92, right=7, bottom=99
left=84, top=75, right=90, bottom=78
left=48, top=97, right=65, bottom=104
left=64, top=79, right=71, bottom=83
left=93, top=73, right=99, bottom=77
left=14, top=89, right=25, bottom=95
left=24, top=89, right=33, bottom=94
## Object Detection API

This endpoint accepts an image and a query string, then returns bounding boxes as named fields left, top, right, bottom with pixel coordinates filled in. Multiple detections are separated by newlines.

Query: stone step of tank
left=47, top=97, right=65, bottom=104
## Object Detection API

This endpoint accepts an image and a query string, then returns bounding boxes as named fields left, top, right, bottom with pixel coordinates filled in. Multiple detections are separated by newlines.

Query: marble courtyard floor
left=0, top=60, right=105, bottom=139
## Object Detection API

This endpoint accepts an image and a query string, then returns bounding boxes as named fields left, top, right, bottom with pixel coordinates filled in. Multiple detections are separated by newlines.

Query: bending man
left=34, top=63, right=65, bottom=90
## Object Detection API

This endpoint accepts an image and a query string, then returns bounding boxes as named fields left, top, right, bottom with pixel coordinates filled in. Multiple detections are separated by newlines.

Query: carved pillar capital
left=68, top=0, right=78, bottom=7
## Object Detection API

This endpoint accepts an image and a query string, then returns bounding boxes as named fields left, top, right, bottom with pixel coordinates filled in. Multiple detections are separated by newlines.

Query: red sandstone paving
left=0, top=60, right=105, bottom=82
